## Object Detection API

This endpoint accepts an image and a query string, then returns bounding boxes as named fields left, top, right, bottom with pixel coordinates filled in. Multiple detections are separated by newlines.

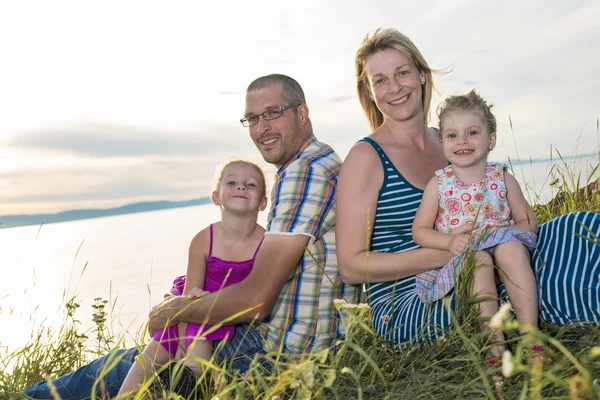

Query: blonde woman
left=336, top=28, right=600, bottom=351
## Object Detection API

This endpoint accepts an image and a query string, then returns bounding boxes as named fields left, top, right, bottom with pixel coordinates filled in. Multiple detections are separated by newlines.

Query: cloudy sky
left=1, top=0, right=599, bottom=215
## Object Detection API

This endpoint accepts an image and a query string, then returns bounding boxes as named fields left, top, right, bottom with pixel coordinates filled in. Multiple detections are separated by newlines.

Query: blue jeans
left=24, top=324, right=272, bottom=400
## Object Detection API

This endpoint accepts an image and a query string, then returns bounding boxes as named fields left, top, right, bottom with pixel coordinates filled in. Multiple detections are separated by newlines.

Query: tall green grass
left=1, top=141, right=600, bottom=399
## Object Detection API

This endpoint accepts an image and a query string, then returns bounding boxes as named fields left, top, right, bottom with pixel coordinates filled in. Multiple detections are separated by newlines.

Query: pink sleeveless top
left=154, top=224, right=264, bottom=345
left=169, top=223, right=264, bottom=296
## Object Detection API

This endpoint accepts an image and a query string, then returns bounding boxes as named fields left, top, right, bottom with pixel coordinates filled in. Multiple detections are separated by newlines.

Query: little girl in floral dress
left=412, top=90, right=541, bottom=362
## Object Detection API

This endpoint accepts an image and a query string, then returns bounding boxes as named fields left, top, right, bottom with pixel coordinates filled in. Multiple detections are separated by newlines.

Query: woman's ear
left=420, top=71, right=426, bottom=85
left=212, top=191, right=220, bottom=206
left=259, top=197, right=268, bottom=211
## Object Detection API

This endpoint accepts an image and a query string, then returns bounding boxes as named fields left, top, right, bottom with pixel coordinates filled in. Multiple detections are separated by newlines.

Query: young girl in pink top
left=119, top=160, right=268, bottom=396
left=412, top=90, right=540, bottom=362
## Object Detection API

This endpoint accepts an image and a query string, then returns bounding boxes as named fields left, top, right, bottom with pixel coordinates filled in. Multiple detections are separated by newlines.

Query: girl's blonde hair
left=437, top=89, right=497, bottom=137
left=355, top=28, right=436, bottom=130
left=214, top=159, right=267, bottom=198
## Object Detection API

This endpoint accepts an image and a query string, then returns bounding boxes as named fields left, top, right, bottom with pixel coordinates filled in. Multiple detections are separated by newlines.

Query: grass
left=1, top=142, right=600, bottom=399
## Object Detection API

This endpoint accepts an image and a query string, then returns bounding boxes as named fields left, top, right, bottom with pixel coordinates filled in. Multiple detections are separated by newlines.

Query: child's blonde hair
left=214, top=159, right=267, bottom=198
left=437, top=89, right=497, bottom=138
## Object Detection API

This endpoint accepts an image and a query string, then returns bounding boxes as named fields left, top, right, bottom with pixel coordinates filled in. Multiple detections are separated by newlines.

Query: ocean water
left=0, top=204, right=269, bottom=353
left=0, top=154, right=597, bottom=353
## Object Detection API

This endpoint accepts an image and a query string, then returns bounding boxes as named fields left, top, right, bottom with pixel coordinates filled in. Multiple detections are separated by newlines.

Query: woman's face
left=365, top=48, right=425, bottom=124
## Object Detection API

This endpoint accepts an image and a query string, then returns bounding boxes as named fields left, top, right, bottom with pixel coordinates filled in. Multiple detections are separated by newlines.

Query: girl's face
left=440, top=110, right=496, bottom=169
left=213, top=163, right=267, bottom=213
left=365, top=48, right=425, bottom=124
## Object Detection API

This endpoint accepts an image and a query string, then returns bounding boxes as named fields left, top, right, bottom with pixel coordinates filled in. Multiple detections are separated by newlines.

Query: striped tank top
left=360, top=137, right=453, bottom=347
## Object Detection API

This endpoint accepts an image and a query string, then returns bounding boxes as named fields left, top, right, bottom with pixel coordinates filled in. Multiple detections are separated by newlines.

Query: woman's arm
left=336, top=143, right=453, bottom=285
left=505, top=172, right=538, bottom=233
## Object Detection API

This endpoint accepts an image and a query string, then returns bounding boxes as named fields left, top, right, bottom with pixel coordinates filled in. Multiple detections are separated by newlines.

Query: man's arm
left=148, top=233, right=308, bottom=334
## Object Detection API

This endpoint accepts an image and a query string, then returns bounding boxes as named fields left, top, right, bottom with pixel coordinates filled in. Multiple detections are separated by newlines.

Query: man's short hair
left=246, top=74, right=306, bottom=105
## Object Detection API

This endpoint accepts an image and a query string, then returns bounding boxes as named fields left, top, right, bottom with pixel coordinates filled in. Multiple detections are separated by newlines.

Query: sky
left=1, top=0, right=599, bottom=216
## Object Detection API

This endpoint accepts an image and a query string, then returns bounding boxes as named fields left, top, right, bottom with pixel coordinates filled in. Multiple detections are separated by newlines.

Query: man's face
left=244, top=83, right=306, bottom=168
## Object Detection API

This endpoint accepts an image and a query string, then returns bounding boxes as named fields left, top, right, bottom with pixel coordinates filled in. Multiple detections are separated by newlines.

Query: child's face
left=213, top=163, right=267, bottom=213
left=440, top=110, right=496, bottom=169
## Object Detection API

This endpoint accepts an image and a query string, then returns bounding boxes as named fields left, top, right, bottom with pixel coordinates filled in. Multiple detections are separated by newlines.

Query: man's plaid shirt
left=257, top=134, right=360, bottom=353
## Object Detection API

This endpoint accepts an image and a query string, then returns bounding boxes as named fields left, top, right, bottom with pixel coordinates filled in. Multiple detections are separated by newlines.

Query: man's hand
left=148, top=295, right=191, bottom=335
left=188, top=287, right=210, bottom=298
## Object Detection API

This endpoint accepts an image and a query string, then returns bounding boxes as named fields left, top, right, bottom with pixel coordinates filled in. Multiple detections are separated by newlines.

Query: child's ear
left=489, top=132, right=497, bottom=151
left=259, top=197, right=268, bottom=211
left=212, top=191, right=220, bottom=206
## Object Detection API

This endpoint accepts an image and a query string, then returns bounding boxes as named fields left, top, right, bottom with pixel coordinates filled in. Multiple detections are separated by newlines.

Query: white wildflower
left=502, top=350, right=514, bottom=377
left=490, top=303, right=512, bottom=330
left=303, top=369, right=315, bottom=388
left=590, top=346, right=600, bottom=358
left=317, top=348, right=329, bottom=363
left=333, top=299, right=347, bottom=309
left=323, top=369, right=337, bottom=388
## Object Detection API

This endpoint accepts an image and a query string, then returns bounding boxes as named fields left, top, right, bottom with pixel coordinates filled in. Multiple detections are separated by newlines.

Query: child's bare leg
left=494, top=241, right=539, bottom=333
left=495, top=241, right=542, bottom=362
left=183, top=339, right=213, bottom=377
left=472, top=251, right=505, bottom=358
left=118, top=340, right=171, bottom=397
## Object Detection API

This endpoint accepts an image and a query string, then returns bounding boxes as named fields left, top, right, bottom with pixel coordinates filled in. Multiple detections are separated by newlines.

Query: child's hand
left=448, top=234, right=469, bottom=255
left=188, top=287, right=210, bottom=298
left=447, top=221, right=474, bottom=255
left=452, top=220, right=475, bottom=235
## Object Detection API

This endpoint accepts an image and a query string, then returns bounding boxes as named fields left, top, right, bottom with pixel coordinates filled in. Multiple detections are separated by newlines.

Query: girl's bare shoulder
left=189, top=224, right=213, bottom=251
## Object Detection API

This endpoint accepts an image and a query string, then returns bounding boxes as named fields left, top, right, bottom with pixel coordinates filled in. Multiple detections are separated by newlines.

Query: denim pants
left=24, top=324, right=272, bottom=400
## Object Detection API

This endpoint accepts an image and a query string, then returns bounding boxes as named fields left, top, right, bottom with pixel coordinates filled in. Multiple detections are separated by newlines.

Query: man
left=24, top=74, right=359, bottom=399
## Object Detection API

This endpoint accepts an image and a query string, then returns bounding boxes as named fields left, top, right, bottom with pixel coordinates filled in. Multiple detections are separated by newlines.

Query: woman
left=336, top=28, right=600, bottom=348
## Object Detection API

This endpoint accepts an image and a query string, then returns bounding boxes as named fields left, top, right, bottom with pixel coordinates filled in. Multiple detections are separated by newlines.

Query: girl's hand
left=447, top=221, right=474, bottom=255
left=188, top=287, right=210, bottom=298
left=448, top=234, right=469, bottom=255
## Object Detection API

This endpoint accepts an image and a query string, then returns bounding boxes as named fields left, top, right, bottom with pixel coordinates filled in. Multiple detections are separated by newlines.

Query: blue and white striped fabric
left=361, top=137, right=600, bottom=349
left=534, top=211, right=600, bottom=324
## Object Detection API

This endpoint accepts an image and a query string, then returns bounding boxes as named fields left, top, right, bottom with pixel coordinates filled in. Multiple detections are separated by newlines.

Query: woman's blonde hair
left=355, top=28, right=435, bottom=131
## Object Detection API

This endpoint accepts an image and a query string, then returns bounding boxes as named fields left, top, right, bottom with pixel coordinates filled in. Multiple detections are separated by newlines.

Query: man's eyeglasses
left=240, top=104, right=302, bottom=127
